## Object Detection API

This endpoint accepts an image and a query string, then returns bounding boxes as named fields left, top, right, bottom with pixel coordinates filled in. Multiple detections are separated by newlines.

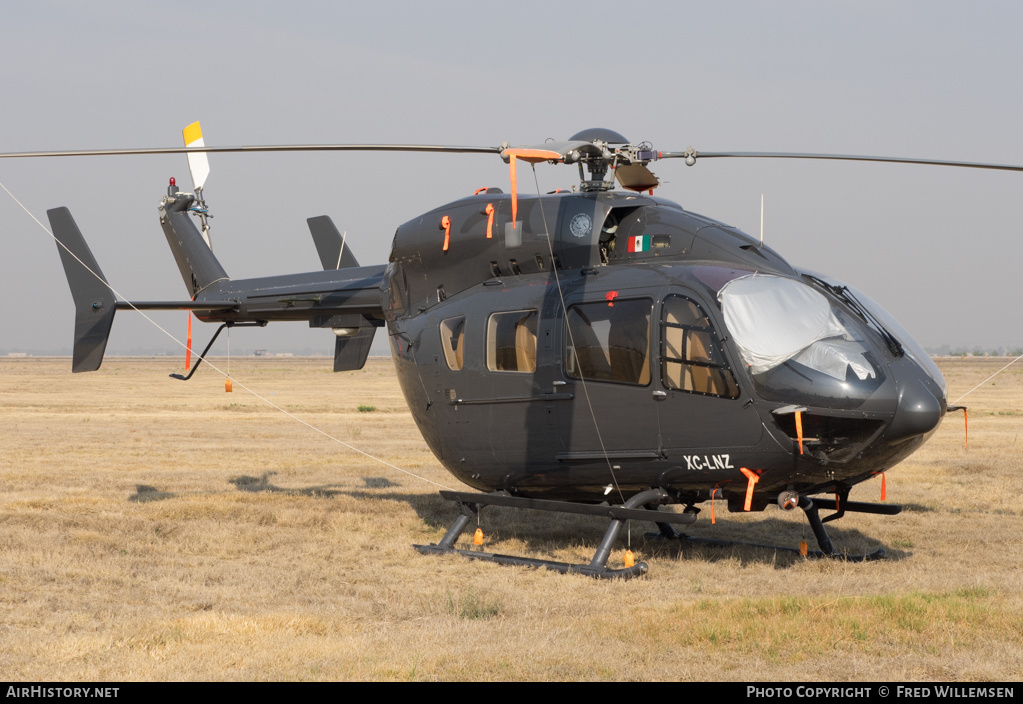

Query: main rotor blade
left=0, top=144, right=503, bottom=159
left=660, top=150, right=1023, bottom=173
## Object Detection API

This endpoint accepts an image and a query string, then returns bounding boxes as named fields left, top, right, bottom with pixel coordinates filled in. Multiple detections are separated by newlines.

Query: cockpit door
left=655, top=291, right=763, bottom=451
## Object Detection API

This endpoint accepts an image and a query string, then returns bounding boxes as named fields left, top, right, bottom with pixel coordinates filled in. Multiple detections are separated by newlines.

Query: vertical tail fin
left=307, top=215, right=359, bottom=270
left=333, top=327, right=376, bottom=371
left=307, top=215, right=373, bottom=367
left=47, top=207, right=116, bottom=372
left=160, top=190, right=229, bottom=296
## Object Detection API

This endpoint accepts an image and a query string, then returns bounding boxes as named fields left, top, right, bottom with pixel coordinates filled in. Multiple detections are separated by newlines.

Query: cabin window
left=487, top=310, right=538, bottom=372
left=661, top=295, right=740, bottom=398
left=565, top=298, right=652, bottom=385
left=439, top=316, right=465, bottom=371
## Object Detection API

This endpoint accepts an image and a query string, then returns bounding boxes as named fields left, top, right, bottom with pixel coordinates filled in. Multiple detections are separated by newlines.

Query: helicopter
left=6, top=126, right=1005, bottom=579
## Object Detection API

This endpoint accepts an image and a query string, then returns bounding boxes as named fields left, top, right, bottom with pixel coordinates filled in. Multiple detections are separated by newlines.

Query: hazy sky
left=2, top=1, right=1022, bottom=358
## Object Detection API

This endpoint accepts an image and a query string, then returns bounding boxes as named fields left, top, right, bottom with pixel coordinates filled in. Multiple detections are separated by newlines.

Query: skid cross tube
left=818, top=496, right=903, bottom=523
left=797, top=495, right=890, bottom=562
left=799, top=495, right=836, bottom=555
left=414, top=488, right=691, bottom=579
left=645, top=493, right=897, bottom=562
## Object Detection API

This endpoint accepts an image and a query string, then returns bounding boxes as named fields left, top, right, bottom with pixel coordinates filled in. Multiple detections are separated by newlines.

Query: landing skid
left=649, top=494, right=899, bottom=562
left=415, top=490, right=900, bottom=574
left=414, top=488, right=697, bottom=580
left=655, top=535, right=888, bottom=562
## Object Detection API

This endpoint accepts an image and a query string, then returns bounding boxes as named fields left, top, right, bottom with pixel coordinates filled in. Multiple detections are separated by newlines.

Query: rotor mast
left=565, top=128, right=630, bottom=192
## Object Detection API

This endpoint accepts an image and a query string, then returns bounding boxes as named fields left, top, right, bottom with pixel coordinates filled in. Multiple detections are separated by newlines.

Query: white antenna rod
left=336, top=230, right=348, bottom=269
left=760, top=193, right=764, bottom=247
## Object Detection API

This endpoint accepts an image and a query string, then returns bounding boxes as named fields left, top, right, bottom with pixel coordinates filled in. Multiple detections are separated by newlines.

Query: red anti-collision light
left=169, top=177, right=176, bottom=186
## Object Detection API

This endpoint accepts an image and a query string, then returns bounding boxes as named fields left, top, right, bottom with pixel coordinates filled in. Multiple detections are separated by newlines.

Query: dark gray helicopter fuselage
left=56, top=183, right=943, bottom=512
left=379, top=189, right=946, bottom=506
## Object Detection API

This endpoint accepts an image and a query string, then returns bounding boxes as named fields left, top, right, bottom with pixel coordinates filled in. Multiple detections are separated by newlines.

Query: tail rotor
left=182, top=121, right=213, bottom=248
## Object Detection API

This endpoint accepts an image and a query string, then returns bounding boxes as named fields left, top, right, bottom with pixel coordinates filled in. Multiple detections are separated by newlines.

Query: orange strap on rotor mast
left=739, top=468, right=760, bottom=511
left=503, top=148, right=564, bottom=231
left=509, top=155, right=517, bottom=228
left=795, top=410, right=804, bottom=455
left=485, top=203, right=494, bottom=239
left=440, top=215, right=451, bottom=251
left=505, top=148, right=565, bottom=161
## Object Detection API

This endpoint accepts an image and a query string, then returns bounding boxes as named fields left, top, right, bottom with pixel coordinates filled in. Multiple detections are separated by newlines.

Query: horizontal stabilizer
left=308, top=215, right=359, bottom=270
left=48, top=207, right=116, bottom=372
left=333, top=327, right=375, bottom=371
left=114, top=300, right=238, bottom=311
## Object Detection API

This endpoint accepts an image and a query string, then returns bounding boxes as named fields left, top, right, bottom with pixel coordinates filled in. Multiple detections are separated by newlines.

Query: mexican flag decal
left=627, top=234, right=651, bottom=252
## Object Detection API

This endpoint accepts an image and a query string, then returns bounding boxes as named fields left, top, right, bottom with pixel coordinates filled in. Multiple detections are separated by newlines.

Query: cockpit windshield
left=718, top=274, right=886, bottom=409
left=719, top=275, right=877, bottom=380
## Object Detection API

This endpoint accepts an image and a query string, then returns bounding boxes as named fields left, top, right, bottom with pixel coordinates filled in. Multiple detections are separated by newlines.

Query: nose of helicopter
left=886, top=361, right=946, bottom=444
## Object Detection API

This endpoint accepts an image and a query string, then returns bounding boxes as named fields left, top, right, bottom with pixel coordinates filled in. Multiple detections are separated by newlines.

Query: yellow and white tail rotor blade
left=182, top=121, right=213, bottom=249
left=182, top=121, right=211, bottom=192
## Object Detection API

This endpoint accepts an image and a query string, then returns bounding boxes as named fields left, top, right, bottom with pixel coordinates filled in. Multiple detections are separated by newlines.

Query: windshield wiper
left=804, top=275, right=904, bottom=358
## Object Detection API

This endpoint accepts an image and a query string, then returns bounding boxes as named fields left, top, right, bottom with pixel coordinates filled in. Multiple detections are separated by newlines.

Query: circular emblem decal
left=569, top=213, right=592, bottom=239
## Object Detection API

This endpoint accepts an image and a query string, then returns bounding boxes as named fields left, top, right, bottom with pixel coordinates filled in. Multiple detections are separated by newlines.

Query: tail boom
left=50, top=203, right=385, bottom=373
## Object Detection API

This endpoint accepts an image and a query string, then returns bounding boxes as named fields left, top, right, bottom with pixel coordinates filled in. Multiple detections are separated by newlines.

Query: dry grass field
left=1, top=355, right=1021, bottom=681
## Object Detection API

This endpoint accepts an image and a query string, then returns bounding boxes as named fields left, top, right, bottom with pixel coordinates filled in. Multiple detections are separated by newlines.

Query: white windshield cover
left=719, top=275, right=875, bottom=380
